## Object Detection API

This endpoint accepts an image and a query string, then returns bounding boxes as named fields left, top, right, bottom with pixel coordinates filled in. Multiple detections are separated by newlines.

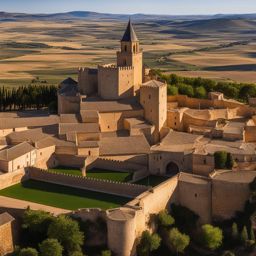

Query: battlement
left=78, top=67, right=98, bottom=75
left=98, top=64, right=133, bottom=72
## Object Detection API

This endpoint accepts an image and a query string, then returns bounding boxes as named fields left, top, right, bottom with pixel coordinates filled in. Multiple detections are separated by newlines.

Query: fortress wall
left=58, top=95, right=80, bottom=115
left=77, top=132, right=100, bottom=142
left=192, top=154, right=215, bottom=177
left=212, top=175, right=255, bottom=220
left=55, top=154, right=86, bottom=168
left=99, top=110, right=144, bottom=132
left=35, top=146, right=56, bottom=169
left=55, top=145, right=77, bottom=155
left=0, top=128, right=13, bottom=138
left=98, top=66, right=119, bottom=100
left=77, top=147, right=99, bottom=157
left=183, top=113, right=217, bottom=130
left=178, top=176, right=212, bottom=224
left=28, top=168, right=148, bottom=198
left=78, top=68, right=98, bottom=95
left=0, top=169, right=27, bottom=189
left=71, top=208, right=106, bottom=222
left=118, top=68, right=134, bottom=98
left=167, top=111, right=184, bottom=131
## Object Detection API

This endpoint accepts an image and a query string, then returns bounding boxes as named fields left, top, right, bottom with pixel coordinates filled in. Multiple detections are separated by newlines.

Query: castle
left=58, top=20, right=167, bottom=144
left=0, top=20, right=256, bottom=256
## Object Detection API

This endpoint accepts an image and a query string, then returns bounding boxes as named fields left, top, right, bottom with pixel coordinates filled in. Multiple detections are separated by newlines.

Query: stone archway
left=166, top=161, right=179, bottom=176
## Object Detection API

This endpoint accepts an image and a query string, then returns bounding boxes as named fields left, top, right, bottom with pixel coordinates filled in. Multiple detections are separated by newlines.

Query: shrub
left=69, top=252, right=84, bottom=256
left=241, top=226, right=249, bottom=245
left=19, top=248, right=38, bottom=256
left=201, top=224, right=223, bottom=250
left=168, top=228, right=190, bottom=254
left=47, top=215, right=84, bottom=254
left=214, top=151, right=228, bottom=169
left=222, top=251, right=235, bottom=256
left=226, top=153, right=234, bottom=169
left=250, top=226, right=255, bottom=242
left=158, top=210, right=175, bottom=227
left=137, top=231, right=161, bottom=256
left=177, top=83, right=194, bottom=97
left=194, top=86, right=207, bottom=99
left=231, top=222, right=239, bottom=241
left=39, top=239, right=63, bottom=256
left=167, top=85, right=178, bottom=96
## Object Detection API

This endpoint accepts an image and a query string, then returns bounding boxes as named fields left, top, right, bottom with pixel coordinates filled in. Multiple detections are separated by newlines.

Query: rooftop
left=0, top=212, right=14, bottom=226
left=121, top=20, right=138, bottom=42
left=141, top=80, right=166, bottom=88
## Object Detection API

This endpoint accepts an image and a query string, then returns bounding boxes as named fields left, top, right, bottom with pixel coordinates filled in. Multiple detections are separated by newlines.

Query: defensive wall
left=0, top=169, right=27, bottom=190
left=28, top=167, right=148, bottom=198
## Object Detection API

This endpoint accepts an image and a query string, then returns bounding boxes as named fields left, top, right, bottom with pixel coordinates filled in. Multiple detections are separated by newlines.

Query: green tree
left=231, top=222, right=239, bottom=241
left=194, top=86, right=207, bottom=99
left=241, top=226, right=249, bottom=245
left=39, top=239, right=63, bottom=256
left=201, top=224, right=223, bottom=250
left=137, top=231, right=161, bottom=256
left=226, top=153, right=234, bottom=169
left=214, top=151, right=228, bottom=169
left=47, top=215, right=84, bottom=254
left=167, top=85, right=178, bottom=96
left=101, top=250, right=111, bottom=256
left=168, top=228, right=190, bottom=255
left=240, top=85, right=256, bottom=101
left=22, top=209, right=54, bottom=246
left=177, top=83, right=194, bottom=97
left=158, top=210, right=175, bottom=227
left=19, top=248, right=38, bottom=256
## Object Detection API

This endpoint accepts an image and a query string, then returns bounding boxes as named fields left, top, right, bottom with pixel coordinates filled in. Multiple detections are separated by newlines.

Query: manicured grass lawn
left=135, top=175, right=169, bottom=187
left=0, top=180, right=130, bottom=210
left=49, top=167, right=133, bottom=182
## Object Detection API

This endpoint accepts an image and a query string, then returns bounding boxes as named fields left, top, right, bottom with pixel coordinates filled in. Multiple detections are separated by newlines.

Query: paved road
left=0, top=196, right=70, bottom=215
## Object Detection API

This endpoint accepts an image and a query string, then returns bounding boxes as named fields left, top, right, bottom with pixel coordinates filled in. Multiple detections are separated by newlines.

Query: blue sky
left=0, top=0, right=256, bottom=15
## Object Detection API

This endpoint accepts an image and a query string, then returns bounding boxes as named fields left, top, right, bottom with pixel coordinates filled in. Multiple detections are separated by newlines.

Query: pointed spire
left=121, top=19, right=138, bottom=42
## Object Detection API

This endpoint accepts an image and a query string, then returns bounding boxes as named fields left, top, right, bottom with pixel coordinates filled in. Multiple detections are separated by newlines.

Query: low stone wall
left=28, top=168, right=148, bottom=198
left=0, top=169, right=27, bottom=190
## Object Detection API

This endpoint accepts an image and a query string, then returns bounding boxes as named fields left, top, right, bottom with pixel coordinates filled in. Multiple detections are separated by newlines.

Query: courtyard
left=0, top=180, right=130, bottom=210
left=49, top=166, right=133, bottom=182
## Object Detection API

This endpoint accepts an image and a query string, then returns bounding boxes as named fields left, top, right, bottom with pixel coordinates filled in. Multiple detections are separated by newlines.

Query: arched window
left=133, top=45, right=136, bottom=53
left=124, top=45, right=127, bottom=52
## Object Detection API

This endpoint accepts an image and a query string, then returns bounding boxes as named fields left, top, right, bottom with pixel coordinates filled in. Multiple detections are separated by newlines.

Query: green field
left=49, top=167, right=133, bottom=182
left=135, top=175, right=169, bottom=187
left=0, top=180, right=130, bottom=210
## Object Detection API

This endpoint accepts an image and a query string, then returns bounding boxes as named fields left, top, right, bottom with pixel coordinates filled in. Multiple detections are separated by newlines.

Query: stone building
left=0, top=212, right=15, bottom=256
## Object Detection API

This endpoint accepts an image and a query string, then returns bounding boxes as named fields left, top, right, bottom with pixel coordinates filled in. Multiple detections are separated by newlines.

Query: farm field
left=0, top=180, right=130, bottom=210
left=49, top=167, right=133, bottom=182
left=0, top=14, right=256, bottom=87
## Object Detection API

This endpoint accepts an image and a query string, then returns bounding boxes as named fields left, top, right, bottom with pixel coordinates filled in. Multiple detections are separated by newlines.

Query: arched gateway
left=166, top=161, right=179, bottom=176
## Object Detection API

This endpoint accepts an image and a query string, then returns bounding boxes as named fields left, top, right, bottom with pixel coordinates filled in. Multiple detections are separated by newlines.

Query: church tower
left=117, top=20, right=143, bottom=94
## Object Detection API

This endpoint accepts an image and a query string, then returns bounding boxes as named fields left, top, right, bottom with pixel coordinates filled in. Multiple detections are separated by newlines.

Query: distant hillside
left=1, top=11, right=256, bottom=22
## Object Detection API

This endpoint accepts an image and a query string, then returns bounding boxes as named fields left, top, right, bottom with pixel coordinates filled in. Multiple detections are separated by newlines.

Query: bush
left=47, top=215, right=84, bottom=254
left=214, top=151, right=228, bottom=169
left=226, top=153, right=234, bottom=169
left=19, top=248, right=38, bottom=256
left=168, top=228, right=190, bottom=254
left=69, top=252, right=84, bottom=256
left=137, top=231, right=161, bottom=256
left=167, top=85, right=178, bottom=96
left=158, top=210, right=175, bottom=227
left=201, top=224, right=223, bottom=250
left=194, top=86, right=207, bottom=99
left=241, top=226, right=249, bottom=245
left=231, top=222, right=239, bottom=241
left=39, top=239, right=63, bottom=256
left=177, top=83, right=194, bottom=97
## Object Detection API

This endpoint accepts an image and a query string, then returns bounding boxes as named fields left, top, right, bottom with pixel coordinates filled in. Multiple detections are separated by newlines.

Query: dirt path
left=0, top=196, right=70, bottom=215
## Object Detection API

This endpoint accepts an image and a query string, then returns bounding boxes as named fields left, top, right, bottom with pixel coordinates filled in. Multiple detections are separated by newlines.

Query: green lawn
left=135, top=175, right=169, bottom=187
left=0, top=180, right=130, bottom=210
left=49, top=167, right=133, bottom=182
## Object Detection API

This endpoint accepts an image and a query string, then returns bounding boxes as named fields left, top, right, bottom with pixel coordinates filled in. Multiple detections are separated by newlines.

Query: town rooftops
left=121, top=20, right=138, bottom=42
left=80, top=97, right=142, bottom=113
left=0, top=212, right=14, bottom=226
left=59, top=123, right=100, bottom=134
left=0, top=142, right=35, bottom=161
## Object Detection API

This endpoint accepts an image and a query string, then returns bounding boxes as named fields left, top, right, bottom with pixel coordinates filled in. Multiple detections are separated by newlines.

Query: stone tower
left=117, top=20, right=143, bottom=94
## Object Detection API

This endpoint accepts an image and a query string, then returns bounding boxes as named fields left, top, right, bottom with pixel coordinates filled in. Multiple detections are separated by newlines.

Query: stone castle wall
left=28, top=168, right=148, bottom=198
left=0, top=169, right=27, bottom=190
left=0, top=222, right=14, bottom=256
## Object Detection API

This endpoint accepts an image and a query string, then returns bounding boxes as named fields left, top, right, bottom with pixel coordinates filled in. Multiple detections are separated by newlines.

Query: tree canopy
left=201, top=224, right=223, bottom=250
left=168, top=228, right=190, bottom=254
left=137, top=231, right=161, bottom=256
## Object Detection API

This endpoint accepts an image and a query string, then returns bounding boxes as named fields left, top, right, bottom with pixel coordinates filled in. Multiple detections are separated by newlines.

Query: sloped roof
left=141, top=80, right=166, bottom=88
left=0, top=212, right=14, bottom=226
left=121, top=20, right=138, bottom=42
left=58, top=77, right=78, bottom=97
left=0, top=142, right=35, bottom=161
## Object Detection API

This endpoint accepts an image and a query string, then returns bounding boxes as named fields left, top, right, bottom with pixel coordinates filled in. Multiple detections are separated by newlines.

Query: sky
left=0, top=0, right=256, bottom=15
